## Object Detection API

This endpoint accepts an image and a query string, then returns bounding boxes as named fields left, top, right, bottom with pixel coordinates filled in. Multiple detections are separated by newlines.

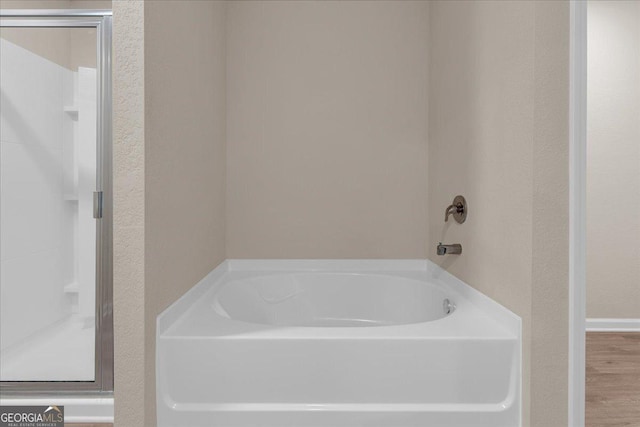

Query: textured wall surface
left=114, top=1, right=227, bottom=425
left=530, top=3, right=569, bottom=426
left=428, top=1, right=570, bottom=426
left=226, top=0, right=429, bottom=259
left=587, top=0, right=640, bottom=319
left=113, top=1, right=145, bottom=425
left=143, top=1, right=227, bottom=424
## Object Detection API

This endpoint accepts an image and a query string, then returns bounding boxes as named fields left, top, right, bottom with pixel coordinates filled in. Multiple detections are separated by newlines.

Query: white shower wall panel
left=77, top=67, right=97, bottom=319
left=0, top=38, right=74, bottom=351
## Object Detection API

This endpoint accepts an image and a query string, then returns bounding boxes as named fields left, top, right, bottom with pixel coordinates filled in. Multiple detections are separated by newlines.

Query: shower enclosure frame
left=0, top=10, right=113, bottom=394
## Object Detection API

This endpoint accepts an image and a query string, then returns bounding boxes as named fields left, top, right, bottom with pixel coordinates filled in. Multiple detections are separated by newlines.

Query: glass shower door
left=0, top=12, right=112, bottom=391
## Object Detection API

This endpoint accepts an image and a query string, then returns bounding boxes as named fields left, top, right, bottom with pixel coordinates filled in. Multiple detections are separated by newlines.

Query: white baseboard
left=586, top=318, right=640, bottom=332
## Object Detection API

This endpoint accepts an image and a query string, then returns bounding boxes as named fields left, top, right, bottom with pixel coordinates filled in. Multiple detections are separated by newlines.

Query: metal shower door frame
left=0, top=9, right=113, bottom=394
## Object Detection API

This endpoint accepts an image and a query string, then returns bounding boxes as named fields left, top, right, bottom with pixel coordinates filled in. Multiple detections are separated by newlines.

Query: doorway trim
left=569, top=0, right=587, bottom=426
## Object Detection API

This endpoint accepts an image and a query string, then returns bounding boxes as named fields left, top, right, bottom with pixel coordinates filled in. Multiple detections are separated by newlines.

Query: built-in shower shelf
left=64, top=282, right=79, bottom=294
left=63, top=106, right=78, bottom=120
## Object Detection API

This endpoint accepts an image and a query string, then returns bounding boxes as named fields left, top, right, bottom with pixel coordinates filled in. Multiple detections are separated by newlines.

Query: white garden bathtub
left=157, top=260, right=521, bottom=427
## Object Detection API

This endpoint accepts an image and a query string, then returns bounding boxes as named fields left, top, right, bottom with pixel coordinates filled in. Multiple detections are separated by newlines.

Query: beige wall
left=586, top=0, right=640, bottom=319
left=71, top=0, right=111, bottom=8
left=0, top=0, right=110, bottom=69
left=143, top=0, right=227, bottom=425
left=530, top=3, right=570, bottom=425
left=0, top=26, right=95, bottom=70
left=113, top=1, right=572, bottom=425
left=0, top=1, right=74, bottom=69
left=427, top=1, right=569, bottom=426
left=114, top=1, right=227, bottom=425
left=226, top=0, right=429, bottom=259
left=428, top=1, right=534, bottom=420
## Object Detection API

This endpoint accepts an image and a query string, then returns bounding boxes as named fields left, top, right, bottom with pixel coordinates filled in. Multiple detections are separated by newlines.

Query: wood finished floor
left=586, top=332, right=640, bottom=427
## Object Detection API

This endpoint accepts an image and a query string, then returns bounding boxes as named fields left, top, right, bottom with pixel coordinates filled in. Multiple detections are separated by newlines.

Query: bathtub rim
left=157, top=259, right=520, bottom=339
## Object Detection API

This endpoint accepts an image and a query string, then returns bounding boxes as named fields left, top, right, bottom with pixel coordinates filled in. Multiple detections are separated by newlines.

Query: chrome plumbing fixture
left=437, top=243, right=462, bottom=256
left=445, top=195, right=467, bottom=223
left=443, top=298, right=456, bottom=315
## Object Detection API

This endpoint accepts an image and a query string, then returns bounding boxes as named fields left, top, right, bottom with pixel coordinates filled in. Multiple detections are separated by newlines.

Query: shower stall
left=0, top=8, right=112, bottom=403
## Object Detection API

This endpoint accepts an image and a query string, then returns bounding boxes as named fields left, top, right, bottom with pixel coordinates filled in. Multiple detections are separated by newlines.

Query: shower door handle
left=93, top=191, right=103, bottom=219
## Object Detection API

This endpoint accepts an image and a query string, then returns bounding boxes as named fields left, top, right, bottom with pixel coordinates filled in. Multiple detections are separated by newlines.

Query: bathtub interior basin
left=212, top=273, right=454, bottom=327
